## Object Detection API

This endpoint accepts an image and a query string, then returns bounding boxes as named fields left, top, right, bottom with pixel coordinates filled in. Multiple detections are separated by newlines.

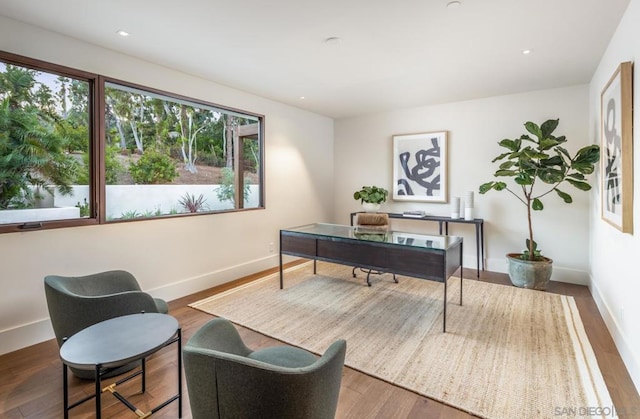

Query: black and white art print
left=601, top=62, right=633, bottom=234
left=392, top=131, right=447, bottom=202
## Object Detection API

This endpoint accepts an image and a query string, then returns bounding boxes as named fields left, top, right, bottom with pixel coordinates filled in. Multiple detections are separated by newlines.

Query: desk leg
left=443, top=278, right=447, bottom=333
left=481, top=222, right=485, bottom=271
left=475, top=224, right=480, bottom=278
left=63, top=364, right=69, bottom=419
left=178, top=328, right=183, bottom=418
left=460, top=241, right=464, bottom=305
left=95, top=364, right=102, bottom=419
left=279, top=255, right=283, bottom=289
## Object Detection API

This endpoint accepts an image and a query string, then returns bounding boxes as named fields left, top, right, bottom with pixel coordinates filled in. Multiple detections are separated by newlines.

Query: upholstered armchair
left=44, top=270, right=168, bottom=379
left=183, top=317, right=346, bottom=419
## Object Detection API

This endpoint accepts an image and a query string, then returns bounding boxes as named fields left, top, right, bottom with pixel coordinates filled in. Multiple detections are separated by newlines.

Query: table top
left=60, top=313, right=179, bottom=370
left=351, top=211, right=483, bottom=224
left=281, top=223, right=462, bottom=250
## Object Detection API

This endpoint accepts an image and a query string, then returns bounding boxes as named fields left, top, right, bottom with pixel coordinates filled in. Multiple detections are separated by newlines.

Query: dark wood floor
left=1, top=266, right=638, bottom=418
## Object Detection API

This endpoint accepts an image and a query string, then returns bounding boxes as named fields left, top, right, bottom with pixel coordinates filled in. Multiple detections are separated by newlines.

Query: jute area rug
left=190, top=262, right=613, bottom=419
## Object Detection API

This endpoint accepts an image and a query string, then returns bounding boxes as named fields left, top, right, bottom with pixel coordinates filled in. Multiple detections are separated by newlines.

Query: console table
left=280, top=223, right=463, bottom=332
left=59, top=313, right=182, bottom=419
left=351, top=212, right=484, bottom=277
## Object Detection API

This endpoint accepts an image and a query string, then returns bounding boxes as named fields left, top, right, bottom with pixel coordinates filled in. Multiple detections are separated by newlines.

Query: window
left=0, top=56, right=95, bottom=230
left=0, top=52, right=264, bottom=233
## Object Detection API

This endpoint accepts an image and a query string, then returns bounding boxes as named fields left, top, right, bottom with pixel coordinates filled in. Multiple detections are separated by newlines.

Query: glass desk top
left=281, top=223, right=462, bottom=251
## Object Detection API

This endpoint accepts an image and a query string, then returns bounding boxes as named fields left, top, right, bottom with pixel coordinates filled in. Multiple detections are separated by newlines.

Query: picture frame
left=600, top=61, right=633, bottom=234
left=392, top=131, right=448, bottom=202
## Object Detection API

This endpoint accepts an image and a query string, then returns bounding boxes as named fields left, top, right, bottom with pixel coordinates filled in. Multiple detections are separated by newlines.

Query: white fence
left=0, top=184, right=260, bottom=223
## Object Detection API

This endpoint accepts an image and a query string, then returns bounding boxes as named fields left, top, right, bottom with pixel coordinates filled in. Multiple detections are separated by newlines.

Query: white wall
left=588, top=0, right=640, bottom=392
left=334, top=86, right=591, bottom=283
left=0, top=16, right=334, bottom=354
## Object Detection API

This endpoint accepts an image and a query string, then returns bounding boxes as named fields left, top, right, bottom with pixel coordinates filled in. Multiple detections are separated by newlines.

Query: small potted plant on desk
left=353, top=186, right=389, bottom=212
left=479, top=119, right=599, bottom=290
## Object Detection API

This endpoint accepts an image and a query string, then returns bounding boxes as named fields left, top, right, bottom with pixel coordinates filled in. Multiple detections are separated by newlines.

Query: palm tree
left=0, top=65, right=78, bottom=209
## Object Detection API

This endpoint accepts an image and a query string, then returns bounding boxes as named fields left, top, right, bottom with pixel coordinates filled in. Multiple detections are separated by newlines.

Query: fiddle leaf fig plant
left=479, top=119, right=600, bottom=261
left=353, top=186, right=389, bottom=204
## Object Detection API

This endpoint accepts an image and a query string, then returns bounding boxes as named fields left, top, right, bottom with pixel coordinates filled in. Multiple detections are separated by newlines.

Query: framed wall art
left=392, top=131, right=447, bottom=202
left=601, top=61, right=633, bottom=234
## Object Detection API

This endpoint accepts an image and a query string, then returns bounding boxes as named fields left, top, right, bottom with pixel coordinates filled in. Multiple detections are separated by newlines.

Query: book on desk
left=402, top=210, right=427, bottom=218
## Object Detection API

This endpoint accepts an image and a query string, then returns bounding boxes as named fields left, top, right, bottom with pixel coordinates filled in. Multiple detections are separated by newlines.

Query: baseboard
left=148, top=254, right=281, bottom=302
left=0, top=254, right=283, bottom=357
left=485, top=256, right=589, bottom=285
left=0, top=318, right=54, bottom=356
left=589, top=279, right=640, bottom=394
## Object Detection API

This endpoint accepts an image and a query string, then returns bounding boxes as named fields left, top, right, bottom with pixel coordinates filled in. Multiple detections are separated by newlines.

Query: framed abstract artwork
left=392, top=131, right=447, bottom=202
left=601, top=61, right=633, bottom=234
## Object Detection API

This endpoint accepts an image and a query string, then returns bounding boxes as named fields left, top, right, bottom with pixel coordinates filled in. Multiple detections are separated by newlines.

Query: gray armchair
left=183, top=317, right=346, bottom=419
left=44, top=270, right=168, bottom=379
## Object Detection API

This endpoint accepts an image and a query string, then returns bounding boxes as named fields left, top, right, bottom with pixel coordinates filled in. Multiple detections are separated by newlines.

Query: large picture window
left=103, top=82, right=262, bottom=220
left=0, top=52, right=264, bottom=233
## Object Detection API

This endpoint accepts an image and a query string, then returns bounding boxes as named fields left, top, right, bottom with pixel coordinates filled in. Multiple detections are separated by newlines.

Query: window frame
left=0, top=51, right=265, bottom=234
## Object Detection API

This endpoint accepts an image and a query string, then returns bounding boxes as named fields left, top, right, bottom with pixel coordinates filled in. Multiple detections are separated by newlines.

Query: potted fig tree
left=353, top=186, right=389, bottom=212
left=479, top=119, right=600, bottom=290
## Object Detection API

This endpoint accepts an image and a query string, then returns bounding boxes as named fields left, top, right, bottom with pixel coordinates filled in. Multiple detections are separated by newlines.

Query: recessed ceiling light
left=299, top=96, right=305, bottom=100
left=446, top=1, right=461, bottom=8
left=522, top=49, right=532, bottom=55
left=324, top=37, right=342, bottom=45
left=116, top=30, right=130, bottom=37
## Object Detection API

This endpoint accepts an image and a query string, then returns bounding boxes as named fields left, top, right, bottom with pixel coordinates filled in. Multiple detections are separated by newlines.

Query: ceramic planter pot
left=506, top=253, right=553, bottom=291
left=362, top=202, right=381, bottom=212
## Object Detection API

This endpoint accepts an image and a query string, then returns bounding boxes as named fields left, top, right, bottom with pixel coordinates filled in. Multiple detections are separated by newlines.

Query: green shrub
left=215, top=167, right=249, bottom=205
left=129, top=149, right=178, bottom=184
left=76, top=145, right=123, bottom=184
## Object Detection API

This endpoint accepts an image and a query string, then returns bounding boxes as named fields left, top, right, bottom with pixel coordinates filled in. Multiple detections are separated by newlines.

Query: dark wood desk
left=279, top=223, right=463, bottom=332
left=351, top=212, right=484, bottom=277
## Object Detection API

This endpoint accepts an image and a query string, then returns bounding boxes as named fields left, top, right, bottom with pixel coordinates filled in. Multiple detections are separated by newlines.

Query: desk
left=59, top=313, right=182, bottom=419
left=351, top=212, right=484, bottom=277
left=280, top=223, right=463, bottom=332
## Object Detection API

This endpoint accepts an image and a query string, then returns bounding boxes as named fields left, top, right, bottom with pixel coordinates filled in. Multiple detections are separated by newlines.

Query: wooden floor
left=1, top=266, right=638, bottom=418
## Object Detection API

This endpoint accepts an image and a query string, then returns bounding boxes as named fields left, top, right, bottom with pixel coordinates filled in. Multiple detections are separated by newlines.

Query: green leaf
left=538, top=168, right=565, bottom=183
left=540, top=155, right=564, bottom=167
left=554, top=135, right=567, bottom=145
left=566, top=179, right=592, bottom=191
left=539, top=138, right=560, bottom=151
left=479, top=182, right=495, bottom=194
left=540, top=119, right=559, bottom=138
left=556, top=146, right=570, bottom=159
left=493, top=182, right=507, bottom=191
left=495, top=169, right=518, bottom=177
left=525, top=121, right=542, bottom=140
left=514, top=173, right=533, bottom=185
left=555, top=188, right=573, bottom=203
left=523, top=149, right=549, bottom=160
left=498, top=139, right=520, bottom=152
left=574, top=145, right=601, bottom=164
left=572, top=162, right=595, bottom=174
left=567, top=172, right=585, bottom=180
left=491, top=152, right=511, bottom=163
left=532, top=198, right=544, bottom=210
left=499, top=161, right=515, bottom=170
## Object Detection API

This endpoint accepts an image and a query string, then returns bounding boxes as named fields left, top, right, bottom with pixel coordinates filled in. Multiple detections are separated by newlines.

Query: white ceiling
left=0, top=0, right=630, bottom=119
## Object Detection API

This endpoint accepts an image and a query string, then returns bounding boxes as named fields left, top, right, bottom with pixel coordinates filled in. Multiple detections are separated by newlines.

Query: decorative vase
left=451, top=197, right=460, bottom=219
left=362, top=202, right=381, bottom=212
